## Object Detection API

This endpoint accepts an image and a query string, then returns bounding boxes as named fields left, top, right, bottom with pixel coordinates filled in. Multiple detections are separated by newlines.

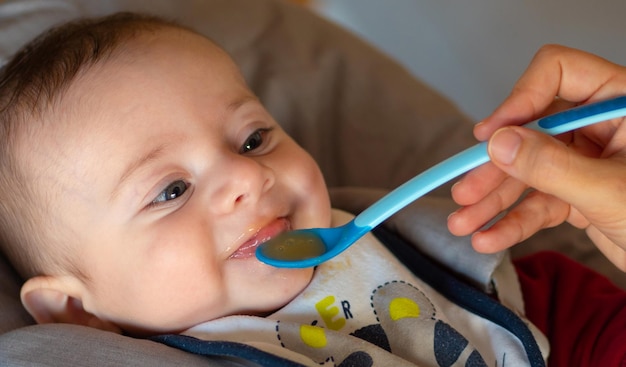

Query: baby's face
left=26, top=28, right=330, bottom=334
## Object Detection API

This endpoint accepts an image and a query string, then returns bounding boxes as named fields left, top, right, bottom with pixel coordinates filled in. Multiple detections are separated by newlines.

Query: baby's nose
left=210, top=154, right=274, bottom=214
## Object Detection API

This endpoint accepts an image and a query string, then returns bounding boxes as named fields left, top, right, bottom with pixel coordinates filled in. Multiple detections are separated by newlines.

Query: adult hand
left=447, top=44, right=626, bottom=271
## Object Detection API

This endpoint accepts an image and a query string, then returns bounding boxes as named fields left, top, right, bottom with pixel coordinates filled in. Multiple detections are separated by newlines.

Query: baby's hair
left=0, top=12, right=186, bottom=279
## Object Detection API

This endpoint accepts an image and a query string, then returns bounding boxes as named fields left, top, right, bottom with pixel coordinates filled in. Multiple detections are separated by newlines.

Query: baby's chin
left=231, top=266, right=314, bottom=317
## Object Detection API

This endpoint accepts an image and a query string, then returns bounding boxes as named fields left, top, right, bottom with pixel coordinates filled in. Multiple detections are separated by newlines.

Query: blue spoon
left=257, top=96, right=626, bottom=268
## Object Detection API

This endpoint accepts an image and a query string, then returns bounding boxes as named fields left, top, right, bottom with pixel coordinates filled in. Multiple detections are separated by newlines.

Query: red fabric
left=514, top=251, right=626, bottom=367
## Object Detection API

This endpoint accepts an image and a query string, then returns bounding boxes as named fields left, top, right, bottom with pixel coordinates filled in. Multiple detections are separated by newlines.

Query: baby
left=0, top=13, right=330, bottom=335
left=1, top=12, right=624, bottom=367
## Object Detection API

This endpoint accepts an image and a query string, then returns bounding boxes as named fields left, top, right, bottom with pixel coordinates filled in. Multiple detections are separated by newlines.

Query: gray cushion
left=0, top=324, right=228, bottom=366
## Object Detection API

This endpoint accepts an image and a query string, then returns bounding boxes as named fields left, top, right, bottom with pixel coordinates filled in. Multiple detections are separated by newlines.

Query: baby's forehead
left=55, top=25, right=226, bottom=102
left=113, top=26, right=225, bottom=62
left=64, top=25, right=223, bottom=102
left=20, top=24, right=241, bottom=143
left=27, top=25, right=242, bottom=147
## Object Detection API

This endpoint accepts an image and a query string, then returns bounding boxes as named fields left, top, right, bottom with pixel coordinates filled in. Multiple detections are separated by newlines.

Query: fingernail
left=473, top=121, right=485, bottom=135
left=489, top=128, right=521, bottom=165
left=450, top=181, right=460, bottom=193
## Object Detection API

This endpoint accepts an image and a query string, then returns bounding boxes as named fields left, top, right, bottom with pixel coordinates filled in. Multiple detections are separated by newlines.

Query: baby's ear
left=20, top=276, right=121, bottom=333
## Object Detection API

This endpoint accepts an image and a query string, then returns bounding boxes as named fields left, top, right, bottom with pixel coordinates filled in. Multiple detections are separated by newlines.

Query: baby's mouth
left=229, top=218, right=291, bottom=259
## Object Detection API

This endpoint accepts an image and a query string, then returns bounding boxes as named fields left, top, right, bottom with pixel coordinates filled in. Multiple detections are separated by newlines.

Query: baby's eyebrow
left=110, top=144, right=168, bottom=202
left=227, top=95, right=258, bottom=113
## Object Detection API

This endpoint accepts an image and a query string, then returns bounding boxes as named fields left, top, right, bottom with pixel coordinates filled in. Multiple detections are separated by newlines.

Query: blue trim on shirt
left=372, top=226, right=545, bottom=367
left=151, top=334, right=307, bottom=367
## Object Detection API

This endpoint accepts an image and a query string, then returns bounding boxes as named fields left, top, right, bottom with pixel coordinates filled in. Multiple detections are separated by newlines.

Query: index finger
left=474, top=44, right=626, bottom=141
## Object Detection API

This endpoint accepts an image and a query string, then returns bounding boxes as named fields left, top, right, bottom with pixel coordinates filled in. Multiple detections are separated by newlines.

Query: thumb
left=487, top=126, right=612, bottom=212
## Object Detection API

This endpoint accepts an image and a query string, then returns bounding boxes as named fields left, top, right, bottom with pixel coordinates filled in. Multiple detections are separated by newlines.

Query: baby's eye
left=152, top=180, right=188, bottom=205
left=240, top=128, right=270, bottom=154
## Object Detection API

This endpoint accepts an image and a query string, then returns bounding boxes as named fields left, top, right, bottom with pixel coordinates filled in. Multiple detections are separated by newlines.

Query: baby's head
left=0, top=13, right=331, bottom=335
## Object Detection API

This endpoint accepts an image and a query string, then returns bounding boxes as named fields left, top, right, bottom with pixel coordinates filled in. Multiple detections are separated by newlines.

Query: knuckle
left=535, top=44, right=567, bottom=59
left=525, top=137, right=571, bottom=188
left=599, top=168, right=626, bottom=193
left=506, top=210, right=531, bottom=244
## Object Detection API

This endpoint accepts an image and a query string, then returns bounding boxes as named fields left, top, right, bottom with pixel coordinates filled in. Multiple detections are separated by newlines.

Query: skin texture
left=19, top=27, right=331, bottom=335
left=447, top=44, right=626, bottom=271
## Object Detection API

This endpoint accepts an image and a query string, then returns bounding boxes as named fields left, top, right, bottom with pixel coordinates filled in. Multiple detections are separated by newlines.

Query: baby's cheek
left=228, top=262, right=313, bottom=313
left=279, top=143, right=331, bottom=227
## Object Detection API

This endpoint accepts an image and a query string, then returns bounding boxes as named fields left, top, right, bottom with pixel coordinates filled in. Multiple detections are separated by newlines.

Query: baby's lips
left=230, top=217, right=290, bottom=259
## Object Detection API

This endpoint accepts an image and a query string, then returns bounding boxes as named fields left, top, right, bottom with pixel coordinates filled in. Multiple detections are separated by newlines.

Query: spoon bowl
left=257, top=96, right=626, bottom=268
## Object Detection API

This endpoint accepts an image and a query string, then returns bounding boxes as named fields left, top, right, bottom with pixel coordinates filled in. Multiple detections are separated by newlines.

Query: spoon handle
left=354, top=96, right=626, bottom=229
